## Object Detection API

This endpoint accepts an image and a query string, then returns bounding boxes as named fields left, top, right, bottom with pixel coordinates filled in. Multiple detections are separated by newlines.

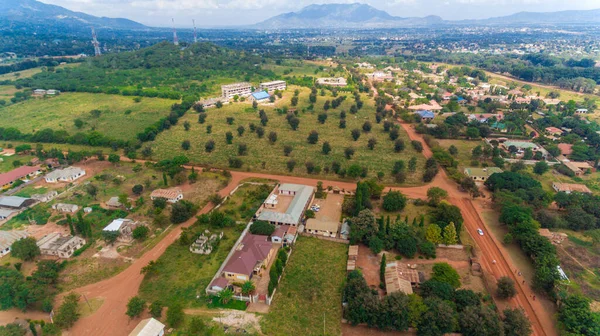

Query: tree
left=318, top=113, right=328, bottom=124
left=126, top=296, right=146, bottom=319
left=345, top=147, right=355, bottom=159
left=380, top=253, right=387, bottom=285
left=425, top=224, right=442, bottom=244
left=198, top=112, right=207, bottom=124
left=417, top=298, right=457, bottom=335
left=166, top=304, right=184, bottom=328
left=449, top=145, right=458, bottom=156
left=459, top=305, right=503, bottom=336
left=349, top=209, right=378, bottom=244
left=427, top=187, right=448, bottom=206
left=431, top=262, right=461, bottom=288
left=170, top=200, right=197, bottom=224
left=533, top=161, right=549, bottom=175
left=503, top=308, right=532, bottom=336
left=183, top=120, right=191, bottom=131
left=322, top=141, right=331, bottom=155
left=11, top=237, right=40, bottom=261
left=149, top=301, right=163, bottom=318
left=218, top=288, right=234, bottom=305
left=108, top=154, right=120, bottom=165
left=411, top=140, right=423, bottom=153
left=409, top=157, right=418, bottom=172
left=442, top=222, right=458, bottom=245
left=53, top=293, right=80, bottom=329
left=205, top=140, right=215, bottom=153
left=286, top=160, right=296, bottom=172
left=307, top=130, right=319, bottom=144
left=74, top=118, right=84, bottom=129
left=363, top=121, right=372, bottom=132
left=394, top=139, right=405, bottom=153
left=132, top=226, right=149, bottom=240
left=454, top=289, right=481, bottom=312
left=249, top=220, right=275, bottom=235
left=241, top=281, right=255, bottom=295
left=132, top=184, right=143, bottom=195
left=367, top=138, right=377, bottom=150
left=305, top=209, right=315, bottom=219
left=283, top=145, right=293, bottom=156
left=351, top=128, right=361, bottom=141
left=382, top=191, right=407, bottom=212
left=496, top=276, right=517, bottom=299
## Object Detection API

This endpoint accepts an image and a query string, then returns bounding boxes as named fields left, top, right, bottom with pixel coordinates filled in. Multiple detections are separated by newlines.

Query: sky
left=39, top=0, right=600, bottom=27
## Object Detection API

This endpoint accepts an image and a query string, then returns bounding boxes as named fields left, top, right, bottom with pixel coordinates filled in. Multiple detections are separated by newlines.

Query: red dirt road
left=46, top=124, right=554, bottom=335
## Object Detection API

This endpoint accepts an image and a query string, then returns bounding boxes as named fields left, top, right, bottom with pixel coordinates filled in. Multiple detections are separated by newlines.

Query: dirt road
left=34, top=125, right=555, bottom=335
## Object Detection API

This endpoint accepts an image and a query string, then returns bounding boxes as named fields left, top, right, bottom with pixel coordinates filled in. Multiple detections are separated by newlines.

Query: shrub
left=382, top=191, right=407, bottom=212
left=250, top=221, right=275, bottom=235
left=132, top=226, right=150, bottom=240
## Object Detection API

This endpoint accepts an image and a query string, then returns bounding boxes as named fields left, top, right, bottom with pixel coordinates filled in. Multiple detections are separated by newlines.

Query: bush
left=382, top=191, right=407, bottom=212
left=126, top=296, right=146, bottom=319
left=496, top=276, right=517, bottom=299
left=411, top=140, right=423, bottom=152
left=431, top=262, right=461, bottom=288
left=132, top=226, right=150, bottom=240
left=11, top=237, right=40, bottom=261
left=250, top=221, right=275, bottom=235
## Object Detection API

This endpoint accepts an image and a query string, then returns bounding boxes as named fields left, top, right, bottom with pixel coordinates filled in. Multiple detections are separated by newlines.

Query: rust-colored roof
left=0, top=165, right=40, bottom=187
left=150, top=188, right=182, bottom=200
left=557, top=143, right=573, bottom=155
left=385, top=264, right=413, bottom=295
left=553, top=182, right=592, bottom=194
left=223, top=234, right=272, bottom=276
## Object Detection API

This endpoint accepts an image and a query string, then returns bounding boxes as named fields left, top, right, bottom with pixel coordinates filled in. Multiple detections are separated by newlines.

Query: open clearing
left=261, top=236, right=347, bottom=336
left=0, top=92, right=174, bottom=141
left=151, top=86, right=427, bottom=185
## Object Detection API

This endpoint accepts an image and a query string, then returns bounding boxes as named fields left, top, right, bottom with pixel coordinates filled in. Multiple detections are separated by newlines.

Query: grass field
left=0, top=92, right=175, bottom=141
left=436, top=139, right=484, bottom=170
left=0, top=85, right=22, bottom=100
left=151, top=85, right=427, bottom=185
left=0, top=154, right=35, bottom=173
left=0, top=63, right=81, bottom=81
left=261, top=236, right=347, bottom=336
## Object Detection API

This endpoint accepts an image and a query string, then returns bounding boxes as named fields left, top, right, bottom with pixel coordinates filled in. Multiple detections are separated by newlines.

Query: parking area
left=310, top=193, right=344, bottom=223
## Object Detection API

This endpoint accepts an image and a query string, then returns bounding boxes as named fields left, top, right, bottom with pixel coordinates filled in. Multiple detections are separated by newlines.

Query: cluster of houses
left=197, top=80, right=287, bottom=109
left=32, top=89, right=60, bottom=97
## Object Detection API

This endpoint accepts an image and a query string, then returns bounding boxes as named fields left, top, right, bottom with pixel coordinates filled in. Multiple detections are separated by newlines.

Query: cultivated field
left=261, top=236, right=347, bottom=336
left=0, top=92, right=175, bottom=141
left=151, top=86, right=427, bottom=185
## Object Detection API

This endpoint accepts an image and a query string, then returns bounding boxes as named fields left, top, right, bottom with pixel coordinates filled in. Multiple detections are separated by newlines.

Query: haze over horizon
left=36, top=0, right=600, bottom=28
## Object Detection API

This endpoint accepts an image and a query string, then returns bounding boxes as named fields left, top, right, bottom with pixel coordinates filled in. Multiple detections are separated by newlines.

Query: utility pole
left=91, top=27, right=101, bottom=56
left=172, top=18, right=179, bottom=46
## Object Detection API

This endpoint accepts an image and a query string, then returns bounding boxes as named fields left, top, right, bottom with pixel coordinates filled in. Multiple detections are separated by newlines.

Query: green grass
left=138, top=223, right=245, bottom=308
left=2, top=203, right=52, bottom=230
left=0, top=92, right=175, bottom=141
left=436, top=139, right=484, bottom=170
left=207, top=296, right=247, bottom=310
left=14, top=186, right=49, bottom=197
left=0, top=154, right=35, bottom=173
left=0, top=63, right=81, bottom=81
left=261, top=236, right=347, bottom=336
left=218, top=183, right=274, bottom=222
left=151, top=85, right=427, bottom=185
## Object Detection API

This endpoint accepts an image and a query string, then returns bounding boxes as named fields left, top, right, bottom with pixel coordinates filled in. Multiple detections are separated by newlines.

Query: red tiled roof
left=223, top=234, right=272, bottom=276
left=272, top=226, right=287, bottom=238
left=0, top=165, right=40, bottom=187
left=557, top=143, right=573, bottom=155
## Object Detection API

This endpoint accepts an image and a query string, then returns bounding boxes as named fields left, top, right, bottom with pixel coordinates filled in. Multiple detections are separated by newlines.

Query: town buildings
left=0, top=196, right=35, bottom=210
left=0, top=231, right=28, bottom=258
left=103, top=218, right=141, bottom=243
left=384, top=262, right=422, bottom=295
left=150, top=188, right=183, bottom=203
left=221, top=82, right=252, bottom=98
left=259, top=80, right=286, bottom=92
left=255, top=184, right=315, bottom=226
left=552, top=182, right=592, bottom=194
left=129, top=318, right=165, bottom=336
left=44, top=167, right=86, bottom=183
left=305, top=218, right=339, bottom=238
left=249, top=91, right=271, bottom=103
left=316, top=77, right=347, bottom=87
left=464, top=167, right=503, bottom=183
left=52, top=203, right=79, bottom=213
left=0, top=165, right=41, bottom=189
left=37, top=233, right=86, bottom=258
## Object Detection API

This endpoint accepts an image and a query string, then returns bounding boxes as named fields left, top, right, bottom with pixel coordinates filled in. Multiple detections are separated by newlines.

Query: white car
left=477, top=229, right=484, bottom=236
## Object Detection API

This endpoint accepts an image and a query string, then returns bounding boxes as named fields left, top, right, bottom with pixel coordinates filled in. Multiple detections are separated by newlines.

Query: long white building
left=259, top=80, right=286, bottom=92
left=221, top=82, right=252, bottom=98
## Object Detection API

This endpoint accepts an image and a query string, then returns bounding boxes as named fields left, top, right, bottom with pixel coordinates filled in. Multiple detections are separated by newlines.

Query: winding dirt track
left=4, top=125, right=556, bottom=335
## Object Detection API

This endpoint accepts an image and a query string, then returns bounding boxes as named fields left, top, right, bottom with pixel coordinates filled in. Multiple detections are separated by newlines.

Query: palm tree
left=241, top=281, right=255, bottom=296
left=218, top=288, right=234, bottom=305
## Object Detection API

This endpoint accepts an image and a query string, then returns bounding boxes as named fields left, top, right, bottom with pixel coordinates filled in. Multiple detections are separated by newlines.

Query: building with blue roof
left=415, top=110, right=435, bottom=122
left=249, top=91, right=270, bottom=103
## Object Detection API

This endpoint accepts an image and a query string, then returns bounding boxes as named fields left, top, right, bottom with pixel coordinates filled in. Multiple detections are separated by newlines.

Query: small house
left=103, top=218, right=140, bottom=243
left=44, top=167, right=86, bottom=183
left=31, top=190, right=59, bottom=203
left=464, top=167, right=503, bottom=183
left=249, top=91, right=271, bottom=103
left=575, top=108, right=588, bottom=114
left=37, top=233, right=86, bottom=259
left=129, top=318, right=165, bottom=336
left=271, top=225, right=287, bottom=243
left=552, top=182, right=591, bottom=194
left=52, top=203, right=79, bottom=213
left=305, top=219, right=339, bottom=238
left=106, top=197, right=122, bottom=209
left=150, top=188, right=183, bottom=203
left=0, top=231, right=29, bottom=258
left=0, top=196, right=35, bottom=210
left=415, top=110, right=435, bottom=122
left=283, top=226, right=297, bottom=247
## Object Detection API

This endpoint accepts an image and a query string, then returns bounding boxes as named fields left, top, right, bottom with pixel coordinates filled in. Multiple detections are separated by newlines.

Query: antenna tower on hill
left=172, top=18, right=179, bottom=46
left=91, top=27, right=101, bottom=56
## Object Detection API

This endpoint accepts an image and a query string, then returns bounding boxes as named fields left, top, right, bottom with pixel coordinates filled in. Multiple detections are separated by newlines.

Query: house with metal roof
left=0, top=209, right=16, bottom=221
left=464, top=167, right=503, bottom=183
left=44, top=166, right=85, bottom=183
left=150, top=188, right=183, bottom=203
left=385, top=262, right=422, bottom=295
left=414, top=110, right=435, bottom=122
left=0, top=196, right=35, bottom=209
left=256, top=184, right=315, bottom=226
left=0, top=231, right=28, bottom=258
left=37, top=233, right=86, bottom=259
left=52, top=203, right=79, bottom=213
left=129, top=317, right=165, bottom=336
left=249, top=91, right=271, bottom=103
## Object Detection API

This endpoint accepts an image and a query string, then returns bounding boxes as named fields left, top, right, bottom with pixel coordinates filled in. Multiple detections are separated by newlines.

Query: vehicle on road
left=477, top=229, right=484, bottom=236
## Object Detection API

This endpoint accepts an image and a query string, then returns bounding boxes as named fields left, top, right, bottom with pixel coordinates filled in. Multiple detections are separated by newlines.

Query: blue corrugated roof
left=416, top=110, right=435, bottom=118
left=251, top=91, right=270, bottom=100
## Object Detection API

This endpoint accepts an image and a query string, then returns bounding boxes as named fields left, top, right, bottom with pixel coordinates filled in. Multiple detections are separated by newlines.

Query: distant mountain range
left=0, top=0, right=146, bottom=29
left=253, top=3, right=600, bottom=29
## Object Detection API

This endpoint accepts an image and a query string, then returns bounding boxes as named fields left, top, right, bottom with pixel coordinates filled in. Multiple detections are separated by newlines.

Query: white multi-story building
left=316, top=77, right=347, bottom=87
left=259, top=80, right=286, bottom=92
left=221, top=82, right=252, bottom=98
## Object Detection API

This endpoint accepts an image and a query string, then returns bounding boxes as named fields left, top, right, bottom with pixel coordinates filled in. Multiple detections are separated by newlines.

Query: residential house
left=221, top=82, right=252, bottom=98
left=37, top=233, right=86, bottom=258
left=545, top=127, right=563, bottom=136
left=196, top=97, right=228, bottom=109
left=129, top=318, right=165, bottom=336
left=0, top=209, right=16, bottom=221
left=385, top=262, right=422, bottom=295
left=208, top=277, right=231, bottom=293
left=552, top=182, right=592, bottom=194
left=150, top=188, right=183, bottom=203
left=576, top=108, right=589, bottom=114
left=271, top=225, right=287, bottom=244
left=44, top=167, right=86, bottom=183
left=0, top=231, right=28, bottom=258
left=543, top=99, right=561, bottom=105
left=562, top=161, right=583, bottom=176
left=103, top=218, right=141, bottom=243
left=408, top=100, right=442, bottom=111
left=501, top=141, right=544, bottom=157
left=414, top=110, right=435, bottom=122
left=259, top=80, right=286, bottom=92
left=468, top=112, right=504, bottom=123
left=221, top=233, right=274, bottom=282
left=305, top=219, right=339, bottom=238
left=283, top=226, right=297, bottom=247
left=106, top=197, right=122, bottom=209
left=557, top=143, right=573, bottom=156
left=52, top=203, right=79, bottom=213
left=248, top=91, right=271, bottom=103
left=464, top=167, right=503, bottom=183
left=316, top=77, right=347, bottom=87
left=0, top=165, right=41, bottom=189
left=367, top=71, right=393, bottom=82
left=0, top=196, right=35, bottom=210
left=256, top=184, right=315, bottom=226
left=33, top=89, right=47, bottom=96
left=515, top=97, right=531, bottom=104
left=46, top=89, right=59, bottom=95
left=31, top=190, right=59, bottom=203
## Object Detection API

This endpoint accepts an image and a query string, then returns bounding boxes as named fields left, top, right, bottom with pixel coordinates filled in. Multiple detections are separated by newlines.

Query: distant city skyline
left=39, top=0, right=600, bottom=28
